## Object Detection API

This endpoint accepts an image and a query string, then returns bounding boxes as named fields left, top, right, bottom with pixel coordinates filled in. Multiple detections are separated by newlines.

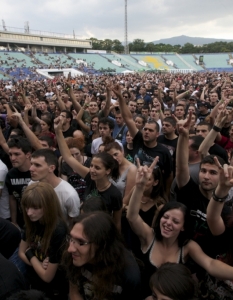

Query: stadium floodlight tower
left=124, top=0, right=129, bottom=54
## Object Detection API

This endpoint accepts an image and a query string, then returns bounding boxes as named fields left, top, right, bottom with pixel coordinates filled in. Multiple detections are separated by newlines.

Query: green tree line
left=89, top=38, right=233, bottom=53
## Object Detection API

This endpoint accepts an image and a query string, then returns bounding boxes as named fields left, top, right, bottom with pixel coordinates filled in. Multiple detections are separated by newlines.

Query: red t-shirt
left=216, top=135, right=233, bottom=151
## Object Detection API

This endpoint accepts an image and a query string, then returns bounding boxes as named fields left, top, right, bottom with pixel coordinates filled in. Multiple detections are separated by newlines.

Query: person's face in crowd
left=196, top=125, right=209, bottom=138
left=61, top=93, right=69, bottom=103
left=229, top=125, right=233, bottom=138
left=115, top=114, right=124, bottom=126
left=40, top=120, right=49, bottom=132
left=55, top=106, right=61, bottom=117
left=17, top=96, right=24, bottom=106
left=136, top=100, right=144, bottom=111
left=68, top=222, right=96, bottom=267
left=30, top=156, right=54, bottom=182
left=190, top=115, right=197, bottom=127
left=188, top=105, right=196, bottom=114
left=144, top=173, right=158, bottom=194
left=160, top=209, right=184, bottom=239
left=153, top=89, right=159, bottom=96
left=141, top=108, right=149, bottom=118
left=9, top=147, right=31, bottom=169
left=98, top=123, right=112, bottom=139
left=126, top=131, right=133, bottom=144
left=49, top=101, right=56, bottom=111
left=152, top=288, right=173, bottom=300
left=140, top=87, right=146, bottom=95
left=128, top=101, right=137, bottom=113
left=89, top=157, right=111, bottom=181
left=150, top=108, right=159, bottom=119
left=188, top=139, right=199, bottom=162
left=89, top=102, right=99, bottom=114
left=107, top=148, right=124, bottom=165
left=40, top=101, right=47, bottom=112
left=162, top=121, right=175, bottom=136
left=166, top=100, right=173, bottom=108
left=26, top=207, right=44, bottom=222
left=199, top=163, right=220, bottom=192
left=59, top=112, right=70, bottom=126
left=134, top=117, right=144, bottom=131
left=198, top=104, right=207, bottom=113
left=142, top=123, right=159, bottom=143
left=164, top=110, right=172, bottom=118
left=174, top=106, right=185, bottom=119
left=39, top=140, right=50, bottom=148
left=70, top=147, right=82, bottom=161
left=100, top=101, right=106, bottom=110
left=98, top=145, right=105, bottom=153
left=91, top=117, right=99, bottom=132
left=209, top=92, right=218, bottom=105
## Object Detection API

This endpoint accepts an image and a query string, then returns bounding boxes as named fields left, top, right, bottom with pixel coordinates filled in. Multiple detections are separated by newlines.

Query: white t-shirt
left=0, top=160, right=10, bottom=219
left=91, top=137, right=123, bottom=155
left=28, top=179, right=80, bottom=222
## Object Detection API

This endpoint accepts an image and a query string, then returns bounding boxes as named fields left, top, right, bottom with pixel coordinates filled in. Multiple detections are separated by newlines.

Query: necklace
left=97, top=181, right=111, bottom=192
left=141, top=198, right=154, bottom=204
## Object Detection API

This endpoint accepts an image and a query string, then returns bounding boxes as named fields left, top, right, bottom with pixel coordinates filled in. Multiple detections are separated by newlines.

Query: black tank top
left=141, top=236, right=184, bottom=299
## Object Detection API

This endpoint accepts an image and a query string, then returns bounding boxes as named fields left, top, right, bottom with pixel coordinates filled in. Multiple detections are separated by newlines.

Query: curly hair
left=62, top=212, right=126, bottom=299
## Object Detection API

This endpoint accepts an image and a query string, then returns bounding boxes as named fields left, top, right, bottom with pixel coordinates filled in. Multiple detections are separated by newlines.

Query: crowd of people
left=0, top=71, right=233, bottom=299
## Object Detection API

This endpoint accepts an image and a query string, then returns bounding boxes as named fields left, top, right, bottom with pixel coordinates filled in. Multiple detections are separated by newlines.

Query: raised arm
left=55, top=88, right=66, bottom=111
left=175, top=112, right=192, bottom=188
left=54, top=117, right=89, bottom=179
left=76, top=107, right=91, bottom=133
left=198, top=108, right=227, bottom=156
left=112, top=84, right=138, bottom=138
left=127, top=157, right=158, bottom=248
left=102, top=83, right=112, bottom=117
left=12, top=110, right=42, bottom=150
left=207, top=157, right=233, bottom=236
left=0, top=126, right=9, bottom=154
left=67, top=83, right=82, bottom=113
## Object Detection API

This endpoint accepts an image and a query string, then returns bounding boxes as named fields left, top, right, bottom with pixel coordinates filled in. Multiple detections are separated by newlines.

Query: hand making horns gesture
left=135, top=156, right=159, bottom=189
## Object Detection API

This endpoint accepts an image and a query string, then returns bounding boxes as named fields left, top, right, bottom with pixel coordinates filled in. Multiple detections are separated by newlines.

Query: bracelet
left=212, top=125, right=221, bottom=132
left=25, top=249, right=35, bottom=262
left=212, top=189, right=229, bottom=203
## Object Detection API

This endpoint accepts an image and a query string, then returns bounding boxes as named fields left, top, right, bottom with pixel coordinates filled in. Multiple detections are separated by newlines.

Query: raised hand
left=173, top=111, right=192, bottom=136
left=135, top=156, right=159, bottom=189
left=112, top=84, right=122, bottom=99
left=214, top=156, right=233, bottom=189
left=54, top=116, right=64, bottom=131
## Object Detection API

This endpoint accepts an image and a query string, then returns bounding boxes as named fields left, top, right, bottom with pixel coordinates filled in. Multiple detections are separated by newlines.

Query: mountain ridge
left=151, top=35, right=233, bottom=46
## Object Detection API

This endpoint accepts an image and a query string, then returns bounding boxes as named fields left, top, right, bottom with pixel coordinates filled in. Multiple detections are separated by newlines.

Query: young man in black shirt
left=175, top=113, right=231, bottom=258
left=5, top=138, right=31, bottom=228
left=114, top=85, right=173, bottom=195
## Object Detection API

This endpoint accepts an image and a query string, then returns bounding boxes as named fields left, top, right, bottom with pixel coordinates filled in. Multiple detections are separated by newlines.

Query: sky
left=1, top=0, right=233, bottom=42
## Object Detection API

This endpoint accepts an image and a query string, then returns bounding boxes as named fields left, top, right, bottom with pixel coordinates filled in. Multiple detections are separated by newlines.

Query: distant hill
left=152, top=35, right=233, bottom=46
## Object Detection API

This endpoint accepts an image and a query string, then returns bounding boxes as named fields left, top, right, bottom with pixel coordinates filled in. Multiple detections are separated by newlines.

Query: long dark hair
left=62, top=212, right=126, bottom=299
left=153, top=202, right=191, bottom=247
left=93, top=152, right=119, bottom=180
left=150, top=167, right=167, bottom=204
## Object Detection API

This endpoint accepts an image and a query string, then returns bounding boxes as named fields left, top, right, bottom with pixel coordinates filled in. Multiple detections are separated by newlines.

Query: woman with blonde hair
left=18, top=182, right=68, bottom=300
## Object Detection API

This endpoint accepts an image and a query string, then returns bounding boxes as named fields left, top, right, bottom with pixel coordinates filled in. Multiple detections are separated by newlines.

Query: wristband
left=25, top=249, right=35, bottom=262
left=212, top=189, right=228, bottom=203
left=212, top=125, right=221, bottom=132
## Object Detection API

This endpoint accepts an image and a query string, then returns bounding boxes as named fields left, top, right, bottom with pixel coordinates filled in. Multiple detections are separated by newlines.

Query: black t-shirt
left=77, top=249, right=142, bottom=300
left=124, top=146, right=134, bottom=163
left=5, top=168, right=31, bottom=227
left=62, top=126, right=76, bottom=138
left=0, top=253, right=26, bottom=300
left=175, top=178, right=231, bottom=257
left=84, top=173, right=122, bottom=213
left=22, top=220, right=68, bottom=297
left=0, top=218, right=21, bottom=259
left=133, top=131, right=172, bottom=179
left=209, top=143, right=229, bottom=164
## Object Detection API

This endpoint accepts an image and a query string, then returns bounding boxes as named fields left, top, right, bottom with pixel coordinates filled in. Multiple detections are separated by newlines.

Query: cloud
left=1, top=0, right=233, bottom=42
